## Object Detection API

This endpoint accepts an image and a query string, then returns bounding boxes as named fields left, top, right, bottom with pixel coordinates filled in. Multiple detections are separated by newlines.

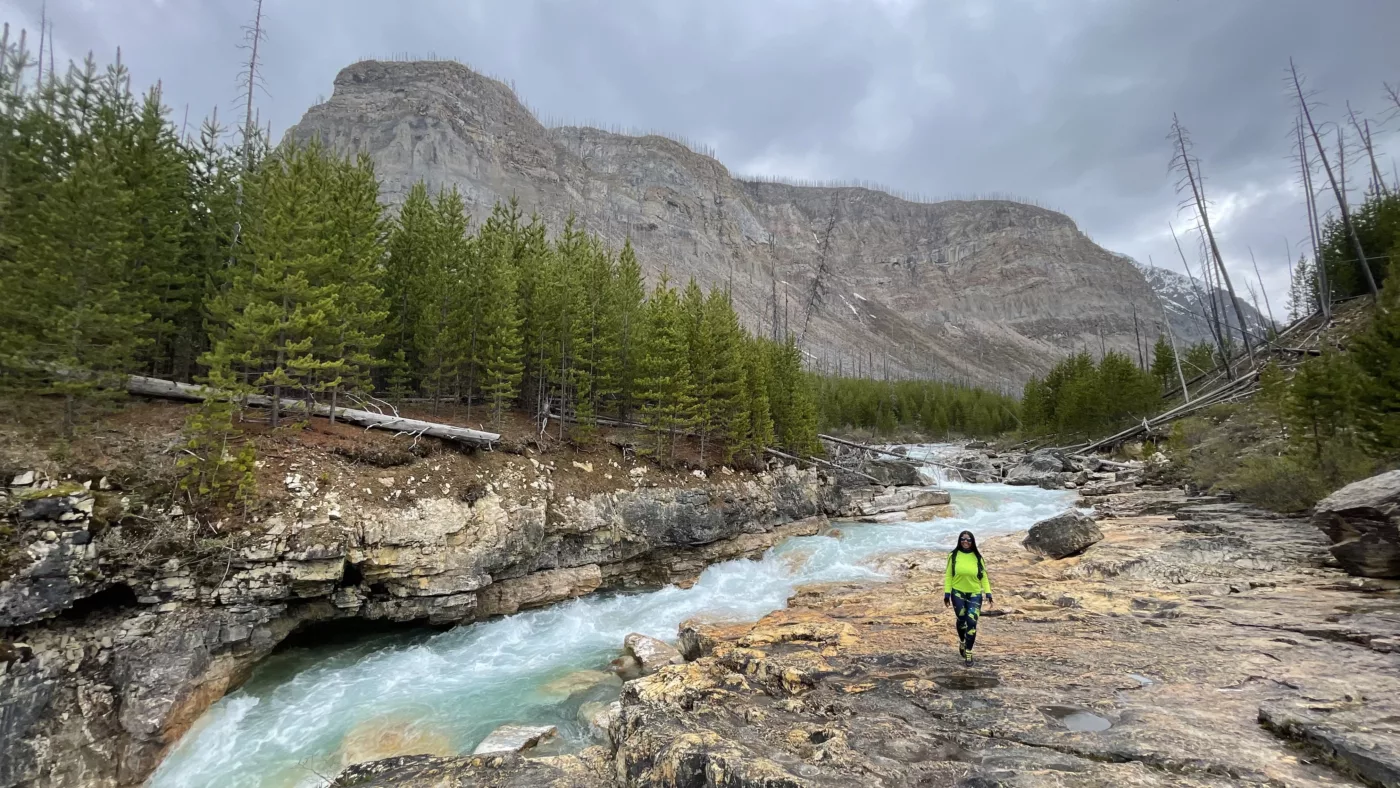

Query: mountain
left=1129, top=258, right=1276, bottom=349
left=285, top=59, right=1168, bottom=391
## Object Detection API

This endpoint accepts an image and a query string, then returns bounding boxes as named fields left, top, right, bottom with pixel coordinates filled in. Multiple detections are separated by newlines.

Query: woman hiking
left=943, top=530, right=992, bottom=666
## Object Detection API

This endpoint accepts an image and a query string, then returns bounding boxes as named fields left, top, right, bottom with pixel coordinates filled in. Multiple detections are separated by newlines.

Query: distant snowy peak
left=1123, top=256, right=1274, bottom=347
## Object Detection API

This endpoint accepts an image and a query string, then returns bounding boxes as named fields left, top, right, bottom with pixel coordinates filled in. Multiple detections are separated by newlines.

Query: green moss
left=15, top=482, right=88, bottom=501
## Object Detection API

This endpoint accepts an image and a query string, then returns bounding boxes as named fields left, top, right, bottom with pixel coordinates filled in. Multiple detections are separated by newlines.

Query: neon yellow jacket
left=944, top=550, right=992, bottom=595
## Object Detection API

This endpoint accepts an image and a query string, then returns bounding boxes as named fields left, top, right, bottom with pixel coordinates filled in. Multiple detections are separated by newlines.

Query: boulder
left=858, top=458, right=922, bottom=487
left=624, top=633, right=683, bottom=675
left=1023, top=511, right=1104, bottom=559
left=1312, top=470, right=1400, bottom=578
left=1005, top=450, right=1074, bottom=486
left=471, top=724, right=557, bottom=756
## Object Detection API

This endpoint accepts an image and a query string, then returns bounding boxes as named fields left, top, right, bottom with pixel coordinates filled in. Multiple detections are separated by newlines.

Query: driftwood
left=125, top=375, right=500, bottom=448
left=763, top=447, right=884, bottom=486
left=816, top=433, right=1002, bottom=482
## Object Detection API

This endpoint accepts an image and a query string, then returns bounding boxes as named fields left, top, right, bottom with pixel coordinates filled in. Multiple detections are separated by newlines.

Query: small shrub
left=176, top=397, right=257, bottom=514
left=1224, top=453, right=1327, bottom=513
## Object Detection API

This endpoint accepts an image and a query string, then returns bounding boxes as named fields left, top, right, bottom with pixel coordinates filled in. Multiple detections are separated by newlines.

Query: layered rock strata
left=0, top=465, right=840, bottom=788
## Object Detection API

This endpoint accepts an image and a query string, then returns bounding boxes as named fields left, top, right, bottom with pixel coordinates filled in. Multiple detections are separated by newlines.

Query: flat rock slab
left=470, top=724, right=557, bottom=756
left=1259, top=700, right=1400, bottom=788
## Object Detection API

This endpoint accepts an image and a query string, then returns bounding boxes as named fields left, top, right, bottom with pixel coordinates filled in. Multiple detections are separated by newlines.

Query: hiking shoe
left=963, top=652, right=973, bottom=667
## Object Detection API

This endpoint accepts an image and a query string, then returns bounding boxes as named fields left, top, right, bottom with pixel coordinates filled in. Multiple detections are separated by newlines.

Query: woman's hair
left=949, top=530, right=985, bottom=579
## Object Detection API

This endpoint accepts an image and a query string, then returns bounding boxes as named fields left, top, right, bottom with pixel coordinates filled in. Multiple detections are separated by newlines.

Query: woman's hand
left=943, top=593, right=951, bottom=608
left=984, top=595, right=993, bottom=609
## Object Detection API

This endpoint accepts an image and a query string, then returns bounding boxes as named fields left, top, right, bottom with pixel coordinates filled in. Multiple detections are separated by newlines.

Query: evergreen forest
left=0, top=39, right=1026, bottom=492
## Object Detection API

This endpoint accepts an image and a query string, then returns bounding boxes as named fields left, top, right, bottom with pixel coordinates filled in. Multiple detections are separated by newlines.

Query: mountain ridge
left=1128, top=257, right=1275, bottom=348
left=286, top=58, right=1168, bottom=391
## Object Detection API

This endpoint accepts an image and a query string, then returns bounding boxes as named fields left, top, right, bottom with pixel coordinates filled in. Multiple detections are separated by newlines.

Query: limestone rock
left=470, top=724, right=557, bottom=756
left=624, top=633, right=683, bottom=675
left=1079, top=478, right=1138, bottom=497
left=577, top=700, right=621, bottom=745
left=1312, top=469, right=1400, bottom=578
left=476, top=565, right=603, bottom=617
left=286, top=59, right=1169, bottom=389
left=848, top=487, right=950, bottom=517
left=857, top=457, right=921, bottom=487
left=1005, top=450, right=1074, bottom=486
left=1023, top=510, right=1103, bottom=559
left=537, top=670, right=618, bottom=700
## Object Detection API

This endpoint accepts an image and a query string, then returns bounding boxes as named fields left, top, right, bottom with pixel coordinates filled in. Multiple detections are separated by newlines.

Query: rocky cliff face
left=286, top=60, right=1168, bottom=390
left=0, top=465, right=841, bottom=788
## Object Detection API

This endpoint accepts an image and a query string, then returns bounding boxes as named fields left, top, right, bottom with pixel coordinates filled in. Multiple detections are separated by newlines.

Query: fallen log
left=125, top=375, right=501, bottom=448
left=764, top=447, right=885, bottom=486
left=817, top=433, right=1001, bottom=481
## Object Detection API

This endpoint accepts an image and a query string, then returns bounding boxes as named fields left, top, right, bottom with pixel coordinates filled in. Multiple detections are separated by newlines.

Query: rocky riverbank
left=2, top=458, right=893, bottom=788
left=335, top=486, right=1400, bottom=788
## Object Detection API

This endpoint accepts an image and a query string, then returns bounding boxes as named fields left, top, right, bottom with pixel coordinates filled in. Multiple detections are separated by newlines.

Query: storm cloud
left=5, top=0, right=1397, bottom=311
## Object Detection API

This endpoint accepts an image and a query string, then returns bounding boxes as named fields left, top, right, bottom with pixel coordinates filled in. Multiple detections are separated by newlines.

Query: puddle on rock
left=1042, top=705, right=1112, bottom=732
left=938, top=674, right=1001, bottom=690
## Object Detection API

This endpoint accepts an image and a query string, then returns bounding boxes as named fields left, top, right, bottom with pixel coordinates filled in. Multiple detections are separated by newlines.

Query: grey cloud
left=4, top=0, right=1396, bottom=311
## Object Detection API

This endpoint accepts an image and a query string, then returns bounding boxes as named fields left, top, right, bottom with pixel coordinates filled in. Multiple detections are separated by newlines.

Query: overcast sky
left=5, top=0, right=1398, bottom=314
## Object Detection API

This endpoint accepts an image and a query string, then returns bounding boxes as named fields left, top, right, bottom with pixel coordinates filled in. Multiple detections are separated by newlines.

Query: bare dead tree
left=1290, top=59, right=1378, bottom=299
left=1295, top=113, right=1331, bottom=318
left=35, top=1, right=43, bottom=87
left=1171, top=221, right=1232, bottom=376
left=1247, top=247, right=1277, bottom=333
left=237, top=0, right=267, bottom=170
left=1170, top=114, right=1255, bottom=360
left=1147, top=255, right=1191, bottom=402
left=1131, top=303, right=1144, bottom=369
left=798, top=210, right=838, bottom=350
left=1347, top=102, right=1387, bottom=196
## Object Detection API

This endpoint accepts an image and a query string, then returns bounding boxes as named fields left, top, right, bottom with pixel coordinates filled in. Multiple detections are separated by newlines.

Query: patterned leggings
left=951, top=590, right=983, bottom=653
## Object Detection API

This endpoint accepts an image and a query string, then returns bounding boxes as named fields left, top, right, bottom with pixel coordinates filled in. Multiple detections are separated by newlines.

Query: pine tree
left=1351, top=250, right=1400, bottom=457
left=415, top=187, right=470, bottom=413
left=202, top=142, right=349, bottom=427
left=739, top=335, right=775, bottom=463
left=1286, top=350, right=1359, bottom=463
left=176, top=394, right=256, bottom=514
left=1287, top=255, right=1319, bottom=322
left=636, top=275, right=695, bottom=462
left=474, top=201, right=524, bottom=425
left=117, top=85, right=195, bottom=379
left=767, top=335, right=820, bottom=456
left=1150, top=334, right=1177, bottom=391
left=1182, top=342, right=1217, bottom=378
left=317, top=152, right=387, bottom=415
left=513, top=215, right=555, bottom=417
left=613, top=238, right=646, bottom=421
left=695, top=288, right=748, bottom=462
left=382, top=182, right=435, bottom=389
left=8, top=145, right=147, bottom=435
